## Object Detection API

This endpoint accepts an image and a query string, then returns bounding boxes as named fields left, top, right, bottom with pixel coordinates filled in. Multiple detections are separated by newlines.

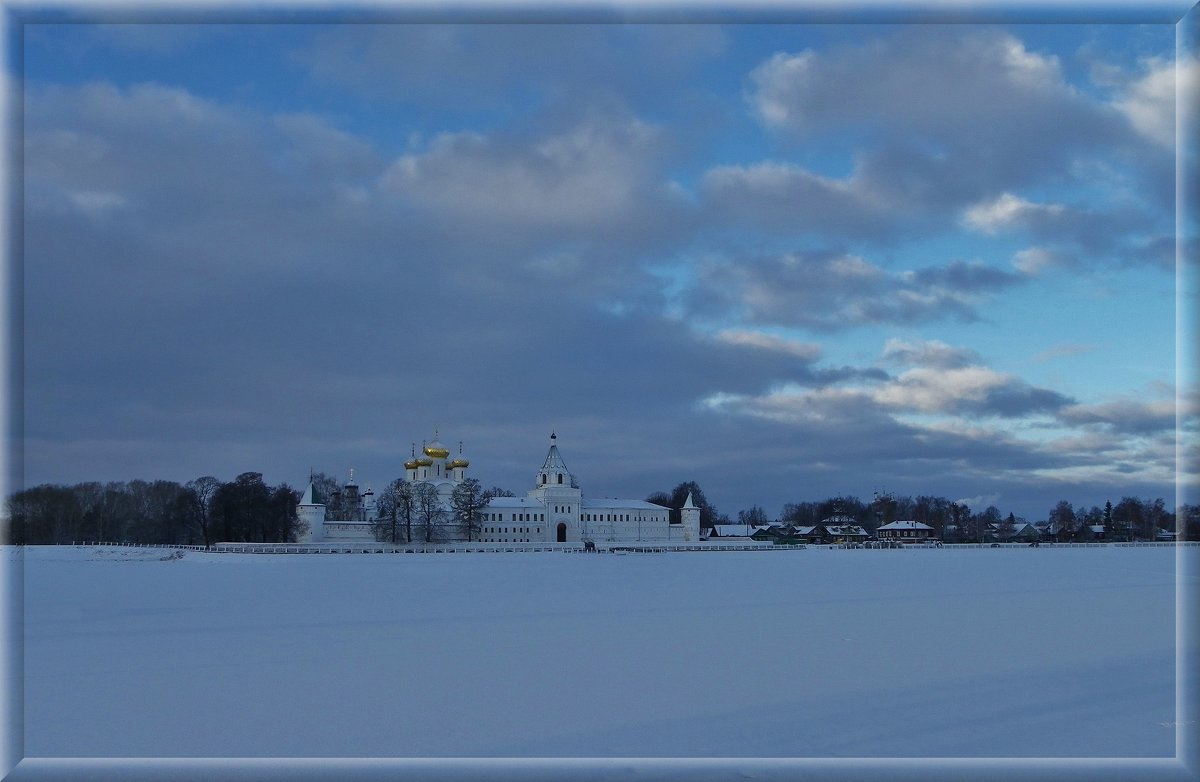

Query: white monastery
left=297, top=432, right=701, bottom=545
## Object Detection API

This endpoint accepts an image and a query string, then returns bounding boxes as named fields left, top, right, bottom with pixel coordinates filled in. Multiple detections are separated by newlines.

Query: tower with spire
left=297, top=481, right=327, bottom=542
left=528, top=432, right=583, bottom=541
left=680, top=491, right=701, bottom=542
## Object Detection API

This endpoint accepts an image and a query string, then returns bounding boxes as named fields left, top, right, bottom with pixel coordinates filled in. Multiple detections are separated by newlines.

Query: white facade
left=298, top=432, right=701, bottom=545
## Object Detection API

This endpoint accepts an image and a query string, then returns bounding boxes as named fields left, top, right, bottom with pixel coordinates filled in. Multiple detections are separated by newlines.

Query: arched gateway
left=556, top=522, right=567, bottom=543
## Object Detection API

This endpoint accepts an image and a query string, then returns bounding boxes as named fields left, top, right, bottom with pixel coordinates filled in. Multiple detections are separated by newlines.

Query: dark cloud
left=685, top=251, right=1024, bottom=330
left=296, top=25, right=727, bottom=117
left=907, top=260, right=1024, bottom=292
left=723, top=28, right=1174, bottom=246
left=1057, top=398, right=1186, bottom=435
left=749, top=28, right=1133, bottom=151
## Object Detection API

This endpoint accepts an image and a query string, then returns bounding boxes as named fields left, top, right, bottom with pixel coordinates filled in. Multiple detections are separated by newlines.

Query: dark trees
left=372, top=478, right=415, bottom=544
left=4, top=485, right=81, bottom=544
left=647, top=481, right=721, bottom=528
left=1045, top=500, right=1075, bottom=540
left=186, top=476, right=222, bottom=547
left=737, top=505, right=769, bottom=526
left=207, top=473, right=297, bottom=543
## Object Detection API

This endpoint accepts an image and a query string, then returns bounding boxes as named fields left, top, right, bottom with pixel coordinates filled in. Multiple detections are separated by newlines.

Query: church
left=297, top=432, right=701, bottom=545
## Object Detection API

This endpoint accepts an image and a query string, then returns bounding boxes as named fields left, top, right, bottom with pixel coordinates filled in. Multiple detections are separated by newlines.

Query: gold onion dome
left=404, top=457, right=420, bottom=470
left=415, top=455, right=434, bottom=467
left=448, top=456, right=470, bottom=468
left=423, top=440, right=450, bottom=459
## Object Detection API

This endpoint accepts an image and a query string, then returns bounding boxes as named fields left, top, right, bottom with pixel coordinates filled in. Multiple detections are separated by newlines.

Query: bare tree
left=186, top=476, right=222, bottom=547
left=413, top=482, right=447, bottom=543
left=451, top=478, right=487, bottom=542
left=1048, top=500, right=1076, bottom=540
left=372, top=478, right=415, bottom=543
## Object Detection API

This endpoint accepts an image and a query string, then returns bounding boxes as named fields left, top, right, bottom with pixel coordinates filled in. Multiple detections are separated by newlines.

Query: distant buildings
left=297, top=432, right=700, bottom=544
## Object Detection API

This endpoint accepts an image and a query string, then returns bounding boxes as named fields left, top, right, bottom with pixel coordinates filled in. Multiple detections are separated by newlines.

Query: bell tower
left=530, top=432, right=582, bottom=542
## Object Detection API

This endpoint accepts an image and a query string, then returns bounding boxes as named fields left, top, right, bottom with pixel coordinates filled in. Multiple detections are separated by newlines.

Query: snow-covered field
left=10, top=544, right=1198, bottom=778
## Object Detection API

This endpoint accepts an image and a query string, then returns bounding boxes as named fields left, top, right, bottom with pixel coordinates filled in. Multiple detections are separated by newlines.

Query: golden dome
left=423, top=440, right=450, bottom=459
left=404, top=458, right=420, bottom=470
left=415, top=456, right=433, bottom=467
left=448, top=457, right=470, bottom=468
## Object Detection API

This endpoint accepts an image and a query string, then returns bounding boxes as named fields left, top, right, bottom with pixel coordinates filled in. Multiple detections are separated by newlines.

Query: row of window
left=412, top=464, right=466, bottom=479
left=483, top=527, right=541, bottom=535
left=583, top=513, right=656, bottom=523
left=485, top=512, right=545, bottom=522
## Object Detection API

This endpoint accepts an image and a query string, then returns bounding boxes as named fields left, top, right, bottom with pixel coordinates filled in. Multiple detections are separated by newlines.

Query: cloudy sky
left=17, top=10, right=1199, bottom=521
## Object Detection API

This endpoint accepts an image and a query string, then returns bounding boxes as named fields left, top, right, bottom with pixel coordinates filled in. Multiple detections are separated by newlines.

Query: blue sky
left=15, top=10, right=1198, bottom=521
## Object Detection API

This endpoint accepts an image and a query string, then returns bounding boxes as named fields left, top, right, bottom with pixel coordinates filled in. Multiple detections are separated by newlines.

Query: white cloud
left=1012, top=246, right=1075, bottom=276
left=1032, top=343, right=1096, bottom=363
left=872, top=366, right=1014, bottom=414
left=882, top=338, right=978, bottom=369
left=1113, top=57, right=1199, bottom=149
left=714, top=330, right=822, bottom=361
left=963, top=193, right=1065, bottom=234
left=67, top=189, right=128, bottom=219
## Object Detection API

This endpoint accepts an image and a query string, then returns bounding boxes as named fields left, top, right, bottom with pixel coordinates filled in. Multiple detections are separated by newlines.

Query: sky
left=13, top=7, right=1200, bottom=522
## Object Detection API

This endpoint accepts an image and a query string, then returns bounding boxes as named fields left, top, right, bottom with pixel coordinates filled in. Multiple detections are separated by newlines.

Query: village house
left=875, top=520, right=936, bottom=543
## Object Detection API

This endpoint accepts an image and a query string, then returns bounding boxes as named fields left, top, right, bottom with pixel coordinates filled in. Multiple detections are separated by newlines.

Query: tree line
left=6, top=472, right=1197, bottom=546
left=4, top=473, right=302, bottom=546
left=723, top=493, right=1198, bottom=542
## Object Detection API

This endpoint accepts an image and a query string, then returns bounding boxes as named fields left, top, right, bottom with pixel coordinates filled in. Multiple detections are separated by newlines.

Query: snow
left=10, top=544, right=1198, bottom=777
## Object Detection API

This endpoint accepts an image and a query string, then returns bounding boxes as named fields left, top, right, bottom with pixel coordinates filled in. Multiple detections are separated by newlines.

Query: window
left=557, top=473, right=563, bottom=484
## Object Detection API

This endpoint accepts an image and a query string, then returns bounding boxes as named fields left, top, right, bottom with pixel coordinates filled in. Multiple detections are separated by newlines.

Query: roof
left=877, top=520, right=934, bottom=531
left=484, top=497, right=547, bottom=508
left=821, top=524, right=868, bottom=536
left=540, top=435, right=570, bottom=472
left=753, top=524, right=811, bottom=538
left=710, top=524, right=767, bottom=537
left=581, top=498, right=667, bottom=510
left=299, top=482, right=323, bottom=506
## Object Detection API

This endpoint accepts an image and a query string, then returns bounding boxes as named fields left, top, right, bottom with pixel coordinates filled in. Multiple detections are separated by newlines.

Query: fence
left=67, top=540, right=1197, bottom=556
left=66, top=540, right=796, bottom=555
left=71, top=541, right=209, bottom=550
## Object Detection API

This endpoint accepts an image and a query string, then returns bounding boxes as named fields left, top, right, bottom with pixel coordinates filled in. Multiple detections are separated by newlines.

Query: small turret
left=297, top=481, right=327, bottom=542
left=680, top=491, right=700, bottom=542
